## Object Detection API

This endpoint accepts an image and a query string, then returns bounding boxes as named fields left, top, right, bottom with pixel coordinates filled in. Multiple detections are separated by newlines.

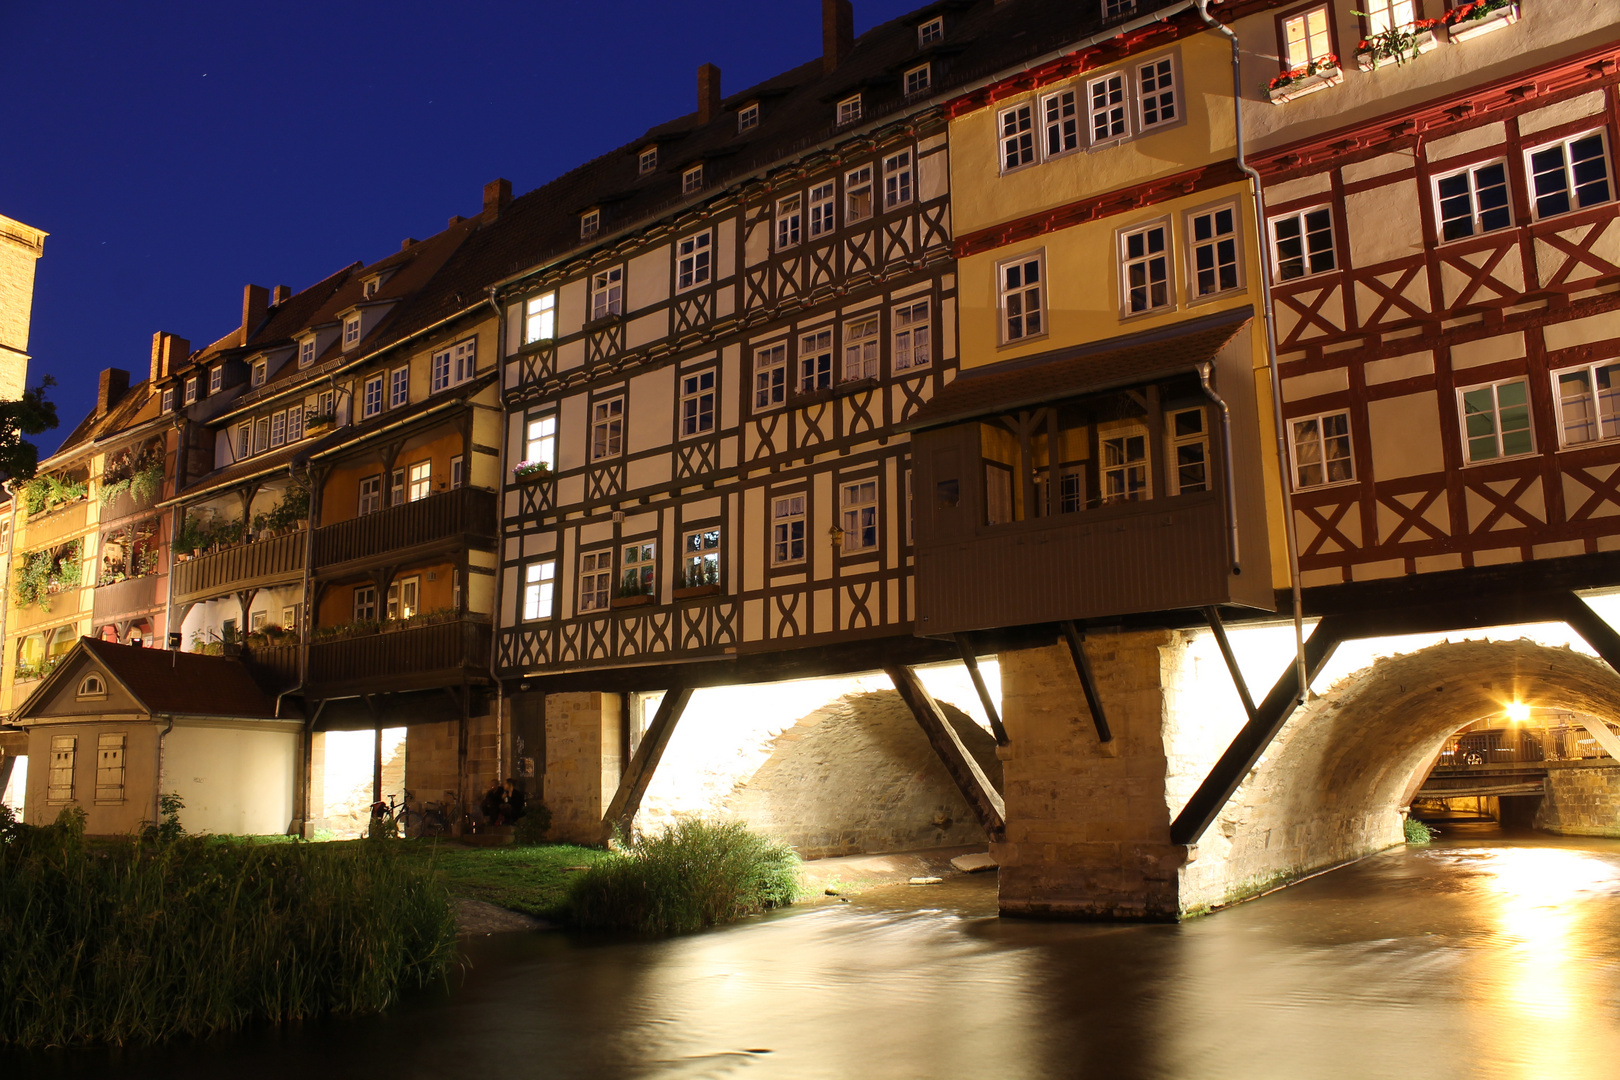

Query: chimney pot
left=149, top=332, right=190, bottom=384
left=482, top=178, right=512, bottom=222
left=698, top=63, right=722, bottom=124
left=823, top=0, right=854, bottom=74
left=97, top=368, right=131, bottom=418
left=241, top=284, right=269, bottom=343
left=271, top=284, right=291, bottom=305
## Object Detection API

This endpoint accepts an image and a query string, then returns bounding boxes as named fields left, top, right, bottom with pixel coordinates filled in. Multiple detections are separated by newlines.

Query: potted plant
left=672, top=561, right=721, bottom=600
left=612, top=572, right=655, bottom=609
left=307, top=409, right=337, bottom=431
left=512, top=460, right=552, bottom=482
left=1443, top=0, right=1518, bottom=42
left=1266, top=54, right=1342, bottom=104
left=1355, top=17, right=1439, bottom=70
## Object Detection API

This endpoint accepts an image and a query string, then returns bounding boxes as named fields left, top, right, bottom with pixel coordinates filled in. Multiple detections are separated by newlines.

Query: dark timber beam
left=0, top=753, right=15, bottom=806
left=886, top=664, right=1006, bottom=838
left=954, top=633, right=1008, bottom=746
left=1170, top=615, right=1348, bottom=847
left=1060, top=621, right=1112, bottom=743
left=1204, top=606, right=1257, bottom=723
left=602, top=688, right=693, bottom=843
left=1557, top=592, right=1620, bottom=672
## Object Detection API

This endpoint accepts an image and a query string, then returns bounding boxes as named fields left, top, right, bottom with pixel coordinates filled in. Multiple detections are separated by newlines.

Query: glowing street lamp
left=1505, top=700, right=1531, bottom=723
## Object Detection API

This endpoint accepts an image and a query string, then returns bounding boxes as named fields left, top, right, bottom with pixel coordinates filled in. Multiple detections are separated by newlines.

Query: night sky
left=2, top=0, right=921, bottom=457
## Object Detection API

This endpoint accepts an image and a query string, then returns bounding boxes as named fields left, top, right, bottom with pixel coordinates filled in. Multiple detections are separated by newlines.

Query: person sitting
left=502, top=778, right=526, bottom=824
left=480, top=780, right=504, bottom=826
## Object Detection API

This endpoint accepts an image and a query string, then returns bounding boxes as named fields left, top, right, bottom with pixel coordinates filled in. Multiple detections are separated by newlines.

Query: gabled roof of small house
left=15, top=638, right=280, bottom=722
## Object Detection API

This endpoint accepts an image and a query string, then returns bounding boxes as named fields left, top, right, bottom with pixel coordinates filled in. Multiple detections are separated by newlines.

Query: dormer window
left=683, top=165, right=704, bottom=195
left=581, top=208, right=600, bottom=239
left=905, top=64, right=931, bottom=96
left=362, top=277, right=379, bottom=299
left=161, top=388, right=175, bottom=412
left=299, top=338, right=315, bottom=368
left=210, top=365, right=223, bottom=392
left=738, top=102, right=760, bottom=132
left=639, top=146, right=658, bottom=174
left=77, top=673, right=107, bottom=700
left=343, top=314, right=361, bottom=349
left=918, top=17, right=944, bottom=46
left=251, top=360, right=266, bottom=388
left=183, top=376, right=198, bottom=404
left=838, top=94, right=863, bottom=126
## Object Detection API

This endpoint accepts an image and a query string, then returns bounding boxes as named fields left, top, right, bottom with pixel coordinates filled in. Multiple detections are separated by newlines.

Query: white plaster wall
left=161, top=724, right=297, bottom=836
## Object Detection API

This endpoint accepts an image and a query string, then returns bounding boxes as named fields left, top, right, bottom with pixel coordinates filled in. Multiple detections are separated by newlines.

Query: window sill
left=1446, top=4, right=1519, bottom=44
left=673, top=584, right=722, bottom=600
left=1355, top=29, right=1438, bottom=72
left=518, top=338, right=556, bottom=356
left=611, top=594, right=655, bottom=609
left=1460, top=451, right=1538, bottom=469
left=1267, top=65, right=1343, bottom=105
left=1291, top=477, right=1360, bottom=494
left=512, top=469, right=553, bottom=485
left=583, top=313, right=623, bottom=332
left=999, top=332, right=1050, bottom=350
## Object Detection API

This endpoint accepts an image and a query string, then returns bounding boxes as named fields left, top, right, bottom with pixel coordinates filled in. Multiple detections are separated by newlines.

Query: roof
left=899, top=305, right=1254, bottom=431
left=49, top=638, right=278, bottom=719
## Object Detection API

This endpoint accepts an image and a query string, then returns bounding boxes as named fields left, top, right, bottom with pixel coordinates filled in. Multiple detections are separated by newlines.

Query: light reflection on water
left=13, top=826, right=1620, bottom=1080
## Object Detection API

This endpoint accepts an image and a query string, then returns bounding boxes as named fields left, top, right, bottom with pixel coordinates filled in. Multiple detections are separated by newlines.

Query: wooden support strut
left=1059, top=621, right=1112, bottom=743
left=886, top=664, right=1006, bottom=839
left=954, top=633, right=1008, bottom=746
left=1551, top=593, right=1620, bottom=760
left=1203, top=606, right=1257, bottom=723
left=601, top=688, right=693, bottom=843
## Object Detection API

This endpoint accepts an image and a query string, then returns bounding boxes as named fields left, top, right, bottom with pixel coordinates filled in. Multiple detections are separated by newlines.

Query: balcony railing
left=306, top=617, right=492, bottom=694
left=22, top=500, right=87, bottom=550
left=312, top=486, right=496, bottom=570
left=172, top=529, right=305, bottom=605
left=92, top=573, right=159, bottom=622
left=242, top=642, right=301, bottom=689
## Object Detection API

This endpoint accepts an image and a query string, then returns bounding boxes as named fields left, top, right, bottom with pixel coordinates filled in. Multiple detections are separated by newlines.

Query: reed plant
left=568, top=818, right=801, bottom=935
left=0, top=807, right=457, bottom=1047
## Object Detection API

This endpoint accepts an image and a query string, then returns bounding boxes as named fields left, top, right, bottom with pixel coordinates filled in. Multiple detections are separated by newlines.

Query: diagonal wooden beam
left=1204, top=606, right=1257, bottom=723
left=954, top=633, right=1008, bottom=746
left=886, top=664, right=1005, bottom=838
left=602, top=688, right=692, bottom=843
left=1060, top=621, right=1112, bottom=743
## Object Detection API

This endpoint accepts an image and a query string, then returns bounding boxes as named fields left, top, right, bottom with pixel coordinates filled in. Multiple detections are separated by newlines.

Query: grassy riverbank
left=394, top=840, right=616, bottom=918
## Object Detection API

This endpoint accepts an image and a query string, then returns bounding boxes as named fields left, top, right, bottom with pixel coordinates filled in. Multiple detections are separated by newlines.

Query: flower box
left=1356, top=28, right=1438, bottom=71
left=1445, top=2, right=1518, bottom=43
left=512, top=462, right=552, bottom=483
left=672, top=584, right=721, bottom=600
left=1267, top=64, right=1343, bottom=105
left=611, top=594, right=655, bottom=609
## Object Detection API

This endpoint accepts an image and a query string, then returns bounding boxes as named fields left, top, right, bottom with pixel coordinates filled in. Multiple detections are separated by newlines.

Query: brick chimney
left=698, top=63, right=722, bottom=124
left=482, top=178, right=512, bottom=222
left=823, top=0, right=854, bottom=74
left=96, top=368, right=130, bottom=418
left=149, top=332, right=190, bottom=384
left=271, top=284, right=291, bottom=305
left=241, top=284, right=269, bottom=343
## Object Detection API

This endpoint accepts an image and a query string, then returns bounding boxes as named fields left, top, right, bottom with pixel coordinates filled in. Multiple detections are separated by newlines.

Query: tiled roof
left=899, top=305, right=1255, bottom=431
left=71, top=638, right=275, bottom=719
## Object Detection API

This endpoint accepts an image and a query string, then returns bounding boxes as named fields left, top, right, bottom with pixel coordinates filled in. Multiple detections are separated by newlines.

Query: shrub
left=512, top=803, right=553, bottom=846
left=1404, top=817, right=1435, bottom=845
left=568, top=818, right=800, bottom=935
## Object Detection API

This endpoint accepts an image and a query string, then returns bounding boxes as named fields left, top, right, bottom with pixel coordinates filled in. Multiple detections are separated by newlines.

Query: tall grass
left=569, top=819, right=801, bottom=935
left=0, top=808, right=457, bottom=1048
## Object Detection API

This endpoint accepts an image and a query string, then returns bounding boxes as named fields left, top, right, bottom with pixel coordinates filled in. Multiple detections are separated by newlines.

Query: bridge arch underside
left=1181, top=639, right=1620, bottom=913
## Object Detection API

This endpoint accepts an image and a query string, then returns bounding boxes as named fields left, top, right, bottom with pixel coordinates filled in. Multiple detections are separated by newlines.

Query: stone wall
left=543, top=692, right=622, bottom=844
left=1536, top=762, right=1620, bottom=837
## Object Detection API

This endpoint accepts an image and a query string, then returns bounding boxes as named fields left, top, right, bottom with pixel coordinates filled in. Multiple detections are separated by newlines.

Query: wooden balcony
left=306, top=617, right=492, bottom=696
left=11, top=587, right=85, bottom=632
left=22, top=501, right=87, bottom=550
left=172, top=530, right=306, bottom=605
left=312, top=487, right=496, bottom=574
left=101, top=485, right=160, bottom=522
left=91, top=573, right=160, bottom=623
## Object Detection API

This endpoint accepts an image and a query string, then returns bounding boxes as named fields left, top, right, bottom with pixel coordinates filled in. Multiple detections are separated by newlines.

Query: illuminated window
left=1281, top=5, right=1333, bottom=69
left=681, top=528, right=720, bottom=588
left=407, top=461, right=431, bottom=502
left=524, top=415, right=556, bottom=468
left=522, top=560, right=555, bottom=620
left=524, top=293, right=556, bottom=344
left=621, top=542, right=656, bottom=596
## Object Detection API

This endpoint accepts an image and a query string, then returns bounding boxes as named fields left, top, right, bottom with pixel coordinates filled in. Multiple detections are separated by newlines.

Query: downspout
left=154, top=714, right=175, bottom=826
left=1197, top=0, right=1309, bottom=703
left=485, top=286, right=508, bottom=782
left=1197, top=362, right=1240, bottom=574
left=273, top=461, right=311, bottom=720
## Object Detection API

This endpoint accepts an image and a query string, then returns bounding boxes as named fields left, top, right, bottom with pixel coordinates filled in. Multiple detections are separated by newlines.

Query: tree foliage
left=0, top=376, right=60, bottom=484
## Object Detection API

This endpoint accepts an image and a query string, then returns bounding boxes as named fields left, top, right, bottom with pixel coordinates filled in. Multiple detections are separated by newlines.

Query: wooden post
left=1203, top=606, right=1257, bottom=723
left=885, top=663, right=1005, bottom=838
left=1059, top=621, right=1112, bottom=743
left=602, top=688, right=692, bottom=843
left=953, top=633, right=1008, bottom=745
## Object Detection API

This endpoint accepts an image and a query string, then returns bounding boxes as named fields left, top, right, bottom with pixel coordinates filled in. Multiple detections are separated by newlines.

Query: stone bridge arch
left=1182, top=639, right=1620, bottom=911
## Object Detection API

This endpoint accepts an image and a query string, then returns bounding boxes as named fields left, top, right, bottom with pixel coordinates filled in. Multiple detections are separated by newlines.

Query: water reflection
left=12, top=827, right=1620, bottom=1080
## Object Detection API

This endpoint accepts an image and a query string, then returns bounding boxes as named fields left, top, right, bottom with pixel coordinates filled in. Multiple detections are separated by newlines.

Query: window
left=884, top=151, right=913, bottom=209
left=1435, top=161, right=1512, bottom=241
left=840, top=480, right=878, bottom=552
left=363, top=375, right=384, bottom=418
left=578, top=550, right=612, bottom=613
left=1138, top=57, right=1177, bottom=131
left=236, top=423, right=250, bottom=459
left=1290, top=411, right=1355, bottom=487
left=639, top=146, right=658, bottom=174
left=1271, top=207, right=1336, bottom=280
left=918, top=16, right=944, bottom=46
left=776, top=194, right=802, bottom=250
left=1188, top=203, right=1242, bottom=298
left=1460, top=379, right=1534, bottom=462
left=681, top=528, right=720, bottom=588
left=799, top=329, right=834, bottom=392
left=250, top=610, right=267, bottom=632
left=343, top=314, right=361, bottom=348
left=772, top=494, right=807, bottom=564
left=431, top=338, right=478, bottom=391
left=738, top=103, right=760, bottom=132
left=363, top=277, right=379, bottom=299
left=77, top=673, right=106, bottom=699
left=390, top=468, right=404, bottom=507
left=581, top=209, right=600, bottom=239
left=318, top=389, right=335, bottom=423
left=283, top=605, right=298, bottom=630
left=354, top=585, right=378, bottom=622
left=1121, top=222, right=1173, bottom=315
left=1000, top=103, right=1036, bottom=171
left=1042, top=90, right=1080, bottom=157
left=95, top=735, right=125, bottom=803
left=893, top=300, right=931, bottom=371
left=1103, top=0, right=1137, bottom=16
left=845, top=166, right=874, bottom=223
left=524, top=293, right=556, bottom=344
left=1168, top=408, right=1209, bottom=494
left=522, top=560, right=555, bottom=620
left=1088, top=72, right=1128, bottom=143
left=210, top=366, right=223, bottom=393
left=162, top=388, right=174, bottom=412
left=524, top=415, right=557, bottom=468
left=844, top=316, right=880, bottom=380
left=184, top=376, right=198, bottom=405
left=905, top=64, right=931, bottom=97
left=677, top=232, right=712, bottom=291
left=254, top=417, right=270, bottom=453
left=1527, top=132, right=1612, bottom=220
left=681, top=370, right=717, bottom=437
left=808, top=181, right=836, bottom=237
left=450, top=454, right=464, bottom=488
left=358, top=474, right=382, bottom=516
left=591, top=397, right=624, bottom=460
left=407, top=461, right=432, bottom=502
left=591, top=267, right=623, bottom=320
left=1555, top=361, right=1620, bottom=447
left=838, top=94, right=862, bottom=126
left=48, top=735, right=74, bottom=804
left=1282, top=5, right=1333, bottom=68
left=682, top=165, right=704, bottom=195
left=386, top=576, right=419, bottom=620
left=1101, top=426, right=1150, bottom=503
left=299, top=339, right=315, bottom=368
left=287, top=406, right=304, bottom=442
left=389, top=366, right=409, bottom=408
left=222, top=618, right=238, bottom=643
left=1058, top=468, right=1086, bottom=514
left=754, top=343, right=788, bottom=409
left=1361, top=0, right=1415, bottom=34
left=252, top=361, right=266, bottom=388
left=622, top=542, right=656, bottom=596
left=269, top=411, right=286, bottom=447
left=999, top=254, right=1045, bottom=342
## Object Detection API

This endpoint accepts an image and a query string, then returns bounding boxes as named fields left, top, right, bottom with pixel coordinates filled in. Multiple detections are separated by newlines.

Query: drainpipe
left=1197, top=0, right=1309, bottom=703
left=485, top=285, right=509, bottom=782
left=1197, top=362, right=1241, bottom=574
left=273, top=462, right=312, bottom=720
left=154, top=714, right=175, bottom=826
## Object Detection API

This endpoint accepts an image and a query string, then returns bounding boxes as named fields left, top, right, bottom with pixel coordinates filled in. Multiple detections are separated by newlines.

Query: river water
left=16, top=823, right=1620, bottom=1080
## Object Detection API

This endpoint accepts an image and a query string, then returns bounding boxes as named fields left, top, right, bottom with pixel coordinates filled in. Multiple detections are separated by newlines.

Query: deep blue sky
left=3, top=0, right=922, bottom=456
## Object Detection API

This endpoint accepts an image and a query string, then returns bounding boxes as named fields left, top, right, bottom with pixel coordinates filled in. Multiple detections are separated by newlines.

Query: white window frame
left=269, top=411, right=286, bottom=448
left=299, top=338, right=316, bottom=368
left=162, top=388, right=174, bottom=412
left=883, top=150, right=913, bottom=209
left=1433, top=159, right=1513, bottom=243
left=389, top=366, right=409, bottom=409
left=524, top=414, right=557, bottom=468
left=904, top=63, right=931, bottom=97
left=1270, top=206, right=1337, bottom=282
left=524, top=292, right=556, bottom=345
left=680, top=369, right=717, bottom=437
left=1282, top=5, right=1334, bottom=69
left=522, top=560, right=555, bottom=620
left=1553, top=360, right=1620, bottom=448
left=1289, top=410, right=1356, bottom=489
left=1087, top=71, right=1129, bottom=145
left=251, top=361, right=266, bottom=388
left=1100, top=421, right=1152, bottom=504
left=681, top=527, right=721, bottom=588
left=1186, top=201, right=1244, bottom=300
left=235, top=422, right=250, bottom=460
left=1136, top=55, right=1178, bottom=132
left=386, top=576, right=419, bottom=620
left=590, top=396, right=625, bottom=461
left=918, top=16, right=944, bottom=46
left=591, top=266, right=623, bottom=320
left=210, top=365, right=223, bottom=393
left=999, top=103, right=1036, bottom=172
left=406, top=460, right=432, bottom=502
left=771, top=494, right=807, bottom=565
left=844, top=166, right=874, bottom=223
left=1525, top=130, right=1614, bottom=222
left=1167, top=407, right=1210, bottom=495
left=1459, top=378, right=1536, bottom=464
left=840, top=480, right=878, bottom=553
left=580, top=208, right=600, bottom=239
left=798, top=328, right=834, bottom=393
left=998, top=252, right=1046, bottom=344
left=1119, top=219, right=1175, bottom=317
left=432, top=337, right=477, bottom=392
left=776, top=194, right=802, bottom=250
left=287, top=406, right=303, bottom=442
left=638, top=146, right=658, bottom=175
left=621, top=541, right=656, bottom=596
left=1103, top=0, right=1137, bottom=16
left=578, top=550, right=612, bottom=614
left=677, top=231, right=712, bottom=292
left=738, top=103, right=760, bottom=132
left=353, top=585, right=378, bottom=622
left=343, top=314, right=361, bottom=349
left=1042, top=89, right=1080, bottom=159
left=754, top=342, right=788, bottom=411
left=362, top=374, right=384, bottom=419
left=1361, top=0, right=1415, bottom=35
left=682, top=164, right=704, bottom=195
left=254, top=417, right=270, bottom=453
left=893, top=299, right=931, bottom=372
left=808, top=181, right=836, bottom=237
left=843, top=315, right=880, bottom=381
left=837, top=94, right=862, bottom=126
left=183, top=376, right=198, bottom=405
left=450, top=454, right=464, bottom=488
